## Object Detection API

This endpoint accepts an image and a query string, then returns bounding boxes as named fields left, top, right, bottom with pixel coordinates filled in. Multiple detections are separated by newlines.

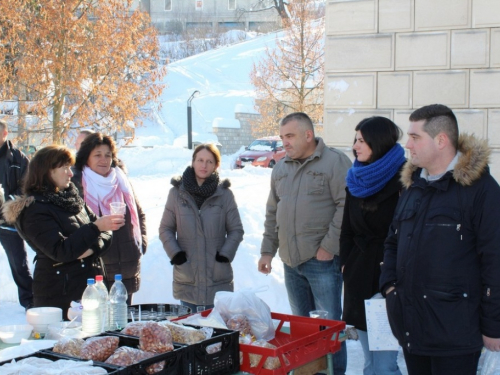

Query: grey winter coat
left=261, top=138, right=352, bottom=267
left=159, top=177, right=244, bottom=305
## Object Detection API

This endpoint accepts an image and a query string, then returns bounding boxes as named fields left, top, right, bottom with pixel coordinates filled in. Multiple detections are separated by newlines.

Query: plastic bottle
left=81, top=278, right=101, bottom=335
left=108, top=274, right=128, bottom=330
left=95, top=275, right=109, bottom=332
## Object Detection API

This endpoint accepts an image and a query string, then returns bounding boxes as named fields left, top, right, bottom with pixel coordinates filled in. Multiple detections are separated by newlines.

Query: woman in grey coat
left=159, top=143, right=244, bottom=312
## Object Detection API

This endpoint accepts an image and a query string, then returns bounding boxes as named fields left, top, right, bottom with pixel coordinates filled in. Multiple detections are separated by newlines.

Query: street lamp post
left=187, top=90, right=200, bottom=150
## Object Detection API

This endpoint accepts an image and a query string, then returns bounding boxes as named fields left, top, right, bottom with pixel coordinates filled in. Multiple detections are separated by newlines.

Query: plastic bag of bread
left=226, top=314, right=253, bottom=335
left=158, top=320, right=207, bottom=344
left=52, top=337, right=85, bottom=357
left=121, top=321, right=149, bottom=336
left=248, top=340, right=283, bottom=370
left=79, top=335, right=120, bottom=362
left=139, top=321, right=174, bottom=353
left=105, top=346, right=165, bottom=374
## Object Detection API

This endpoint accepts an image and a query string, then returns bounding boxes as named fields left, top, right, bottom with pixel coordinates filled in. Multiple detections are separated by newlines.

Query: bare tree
left=236, top=0, right=290, bottom=21
left=250, top=0, right=324, bottom=137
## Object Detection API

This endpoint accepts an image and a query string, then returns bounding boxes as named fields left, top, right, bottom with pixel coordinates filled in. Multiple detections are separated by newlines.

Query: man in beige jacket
left=258, top=112, right=352, bottom=375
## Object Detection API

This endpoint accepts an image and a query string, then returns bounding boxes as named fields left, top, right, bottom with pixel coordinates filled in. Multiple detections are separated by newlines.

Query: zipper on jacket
left=487, top=288, right=491, bottom=297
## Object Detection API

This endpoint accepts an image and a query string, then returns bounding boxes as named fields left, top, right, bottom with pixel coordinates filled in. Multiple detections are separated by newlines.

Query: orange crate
left=178, top=310, right=345, bottom=375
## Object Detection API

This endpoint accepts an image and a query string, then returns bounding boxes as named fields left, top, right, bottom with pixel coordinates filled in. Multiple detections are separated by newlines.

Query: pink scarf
left=82, top=166, right=142, bottom=247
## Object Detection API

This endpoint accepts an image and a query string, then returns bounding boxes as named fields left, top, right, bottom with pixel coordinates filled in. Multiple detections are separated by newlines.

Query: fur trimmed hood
left=401, top=133, right=490, bottom=188
left=170, top=175, right=231, bottom=189
left=2, top=196, right=35, bottom=225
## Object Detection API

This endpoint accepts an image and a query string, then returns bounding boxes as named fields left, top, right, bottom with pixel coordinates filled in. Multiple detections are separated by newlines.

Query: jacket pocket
left=275, top=173, right=288, bottom=198
left=385, top=288, right=405, bottom=343
left=173, top=262, right=195, bottom=285
left=306, top=171, right=325, bottom=195
left=418, top=284, right=470, bottom=348
left=212, top=261, right=233, bottom=284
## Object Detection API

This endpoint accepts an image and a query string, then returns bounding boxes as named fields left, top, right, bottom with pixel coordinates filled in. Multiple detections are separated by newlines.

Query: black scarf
left=41, top=182, right=85, bottom=213
left=182, top=166, right=219, bottom=209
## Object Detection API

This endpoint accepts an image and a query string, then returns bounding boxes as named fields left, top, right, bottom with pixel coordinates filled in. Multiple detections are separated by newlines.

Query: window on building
left=165, top=0, right=172, bottom=11
left=195, top=0, right=203, bottom=11
left=228, top=0, right=236, bottom=10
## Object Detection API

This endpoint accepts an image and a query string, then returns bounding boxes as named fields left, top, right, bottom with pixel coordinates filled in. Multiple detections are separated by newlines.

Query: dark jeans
left=0, top=228, right=33, bottom=308
left=284, top=256, right=347, bottom=375
left=403, top=347, right=481, bottom=375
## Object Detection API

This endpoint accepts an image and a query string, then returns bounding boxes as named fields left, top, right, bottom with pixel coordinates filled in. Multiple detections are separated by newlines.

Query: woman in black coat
left=73, top=133, right=147, bottom=304
left=2, top=145, right=124, bottom=319
left=340, top=117, right=406, bottom=375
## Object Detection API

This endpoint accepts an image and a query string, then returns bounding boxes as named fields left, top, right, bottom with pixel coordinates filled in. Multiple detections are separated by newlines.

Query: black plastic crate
left=42, top=333, right=186, bottom=375
left=0, top=350, right=123, bottom=374
left=183, top=326, right=239, bottom=375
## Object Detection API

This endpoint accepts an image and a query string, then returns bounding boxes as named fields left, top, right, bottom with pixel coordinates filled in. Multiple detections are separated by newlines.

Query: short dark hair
left=0, top=119, right=7, bottom=132
left=192, top=143, right=221, bottom=168
left=74, top=132, right=120, bottom=171
left=409, top=104, right=458, bottom=149
left=23, top=145, right=75, bottom=194
left=354, top=117, right=402, bottom=163
left=280, top=112, right=315, bottom=134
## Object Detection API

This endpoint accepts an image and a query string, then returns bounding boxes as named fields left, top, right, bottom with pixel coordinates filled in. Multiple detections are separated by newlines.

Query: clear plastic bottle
left=95, top=275, right=109, bottom=332
left=81, top=278, right=101, bottom=335
left=108, top=274, right=128, bottom=330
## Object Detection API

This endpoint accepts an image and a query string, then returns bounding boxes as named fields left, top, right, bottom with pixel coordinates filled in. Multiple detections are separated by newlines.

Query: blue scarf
left=346, top=143, right=406, bottom=198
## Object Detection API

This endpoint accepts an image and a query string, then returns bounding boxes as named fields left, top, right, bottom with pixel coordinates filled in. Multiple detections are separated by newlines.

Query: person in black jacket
left=380, top=104, right=500, bottom=375
left=340, top=117, right=405, bottom=375
left=2, top=145, right=124, bottom=319
left=0, top=119, right=33, bottom=309
left=73, top=133, right=147, bottom=304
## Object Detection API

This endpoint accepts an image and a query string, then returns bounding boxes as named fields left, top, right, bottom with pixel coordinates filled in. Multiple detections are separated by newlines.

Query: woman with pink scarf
left=73, top=133, right=147, bottom=304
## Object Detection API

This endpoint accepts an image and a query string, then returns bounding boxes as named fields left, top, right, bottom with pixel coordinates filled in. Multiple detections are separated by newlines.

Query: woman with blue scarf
left=340, top=117, right=406, bottom=375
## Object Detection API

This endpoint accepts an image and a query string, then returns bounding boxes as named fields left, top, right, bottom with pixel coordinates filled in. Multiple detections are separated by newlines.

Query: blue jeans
left=284, top=256, right=347, bottom=375
left=0, top=228, right=33, bottom=308
left=358, top=329, right=402, bottom=375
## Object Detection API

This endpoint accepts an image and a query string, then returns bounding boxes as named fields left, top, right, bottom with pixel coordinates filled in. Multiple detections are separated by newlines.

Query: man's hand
left=316, top=247, right=334, bottom=261
left=483, top=335, right=500, bottom=351
left=258, top=255, right=273, bottom=275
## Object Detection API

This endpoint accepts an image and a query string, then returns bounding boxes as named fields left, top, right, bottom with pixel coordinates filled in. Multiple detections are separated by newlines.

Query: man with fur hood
left=380, top=104, right=500, bottom=375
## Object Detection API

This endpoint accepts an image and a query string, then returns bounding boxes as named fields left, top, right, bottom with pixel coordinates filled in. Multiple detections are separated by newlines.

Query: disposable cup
left=309, top=310, right=328, bottom=319
left=110, top=202, right=126, bottom=215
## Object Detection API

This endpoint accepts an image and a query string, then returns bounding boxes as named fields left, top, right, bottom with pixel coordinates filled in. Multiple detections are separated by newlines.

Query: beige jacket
left=261, top=138, right=352, bottom=267
left=159, top=177, right=244, bottom=305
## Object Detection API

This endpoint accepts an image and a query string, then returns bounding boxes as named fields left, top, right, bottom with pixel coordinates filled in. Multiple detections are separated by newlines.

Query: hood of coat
left=401, top=133, right=490, bottom=189
left=2, top=195, right=35, bottom=225
left=170, top=175, right=231, bottom=189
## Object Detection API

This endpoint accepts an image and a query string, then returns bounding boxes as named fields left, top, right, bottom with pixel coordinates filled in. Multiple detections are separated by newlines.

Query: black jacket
left=72, top=168, right=147, bottom=294
left=0, top=141, right=29, bottom=227
left=380, top=134, right=500, bottom=356
left=2, top=187, right=112, bottom=318
left=340, top=170, right=402, bottom=331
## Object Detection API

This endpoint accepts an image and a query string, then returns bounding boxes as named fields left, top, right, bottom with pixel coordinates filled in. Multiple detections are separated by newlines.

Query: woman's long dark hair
left=354, top=117, right=402, bottom=163
left=23, top=145, right=74, bottom=194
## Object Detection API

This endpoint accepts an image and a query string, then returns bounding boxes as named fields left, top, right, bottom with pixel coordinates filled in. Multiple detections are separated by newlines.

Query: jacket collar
left=401, top=133, right=490, bottom=189
left=2, top=195, right=35, bottom=225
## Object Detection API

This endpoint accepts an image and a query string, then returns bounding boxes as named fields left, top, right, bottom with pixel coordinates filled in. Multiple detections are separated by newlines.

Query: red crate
left=177, top=310, right=345, bottom=375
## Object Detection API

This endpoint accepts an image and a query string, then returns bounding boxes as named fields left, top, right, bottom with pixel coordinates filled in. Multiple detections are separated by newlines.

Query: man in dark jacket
left=380, top=104, right=500, bottom=375
left=0, top=119, right=33, bottom=309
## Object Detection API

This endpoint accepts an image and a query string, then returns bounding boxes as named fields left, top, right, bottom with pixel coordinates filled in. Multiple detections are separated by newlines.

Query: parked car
left=235, top=136, right=285, bottom=169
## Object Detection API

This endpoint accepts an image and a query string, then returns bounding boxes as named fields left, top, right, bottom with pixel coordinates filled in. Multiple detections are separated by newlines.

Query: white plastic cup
left=110, top=202, right=126, bottom=215
left=309, top=310, right=328, bottom=319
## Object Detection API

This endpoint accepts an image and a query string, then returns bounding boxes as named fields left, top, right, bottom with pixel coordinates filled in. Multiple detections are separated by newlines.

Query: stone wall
left=212, top=112, right=258, bottom=154
left=324, top=0, right=500, bottom=180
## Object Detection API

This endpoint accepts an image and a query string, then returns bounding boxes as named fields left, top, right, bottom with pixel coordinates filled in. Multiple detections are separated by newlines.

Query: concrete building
left=323, top=0, right=500, bottom=180
left=135, top=0, right=281, bottom=33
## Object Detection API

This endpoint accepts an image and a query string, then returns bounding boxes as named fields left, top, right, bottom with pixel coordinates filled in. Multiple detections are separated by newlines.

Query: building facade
left=135, top=0, right=281, bottom=33
left=323, top=0, right=500, bottom=180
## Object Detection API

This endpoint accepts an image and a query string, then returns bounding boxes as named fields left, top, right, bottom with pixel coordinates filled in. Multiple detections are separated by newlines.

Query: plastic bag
left=105, top=346, right=164, bottom=375
left=213, top=288, right=275, bottom=341
left=53, top=337, right=85, bottom=357
left=121, top=321, right=149, bottom=336
left=480, top=349, right=500, bottom=375
left=0, top=357, right=107, bottom=374
left=139, top=321, right=174, bottom=353
left=158, top=320, right=207, bottom=344
left=79, top=336, right=119, bottom=362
